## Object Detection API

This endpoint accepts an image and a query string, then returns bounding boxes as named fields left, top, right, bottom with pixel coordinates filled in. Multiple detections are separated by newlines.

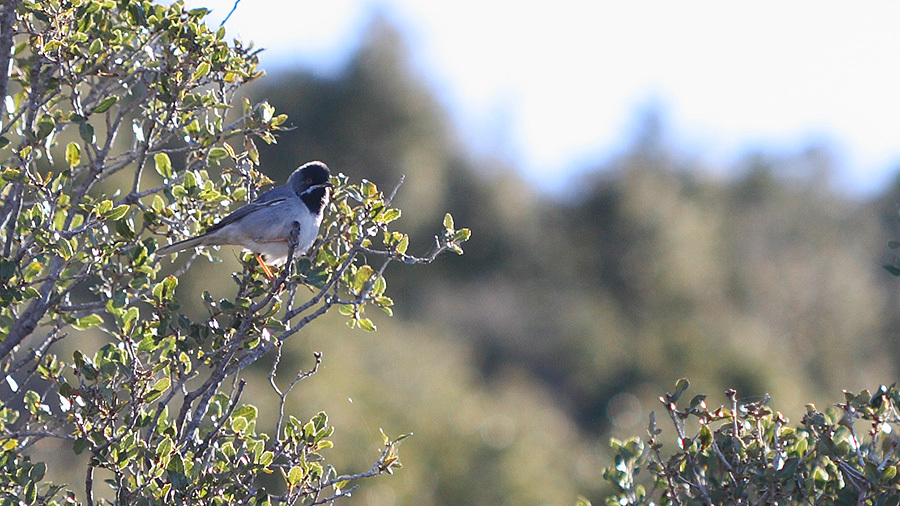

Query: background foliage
left=234, top=16, right=900, bottom=506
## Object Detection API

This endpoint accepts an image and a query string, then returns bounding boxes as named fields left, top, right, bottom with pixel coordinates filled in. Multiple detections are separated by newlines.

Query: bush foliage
left=0, top=1, right=468, bottom=505
left=601, top=379, right=900, bottom=506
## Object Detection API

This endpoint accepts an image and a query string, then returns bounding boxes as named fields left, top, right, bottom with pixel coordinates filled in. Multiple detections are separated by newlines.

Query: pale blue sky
left=183, top=0, right=900, bottom=193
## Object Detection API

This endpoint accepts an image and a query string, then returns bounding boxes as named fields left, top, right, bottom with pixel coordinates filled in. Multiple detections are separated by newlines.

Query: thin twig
left=271, top=351, right=322, bottom=444
left=219, top=0, right=241, bottom=27
left=85, top=464, right=95, bottom=506
left=196, top=378, right=246, bottom=459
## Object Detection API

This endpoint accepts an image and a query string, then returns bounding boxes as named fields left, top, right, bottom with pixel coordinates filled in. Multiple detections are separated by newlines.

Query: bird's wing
left=204, top=187, right=294, bottom=234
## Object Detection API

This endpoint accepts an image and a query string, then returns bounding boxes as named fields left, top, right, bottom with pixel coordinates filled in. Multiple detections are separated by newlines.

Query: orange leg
left=255, top=253, right=275, bottom=279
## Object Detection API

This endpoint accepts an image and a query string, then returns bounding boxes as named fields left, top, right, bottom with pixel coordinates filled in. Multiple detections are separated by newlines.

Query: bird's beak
left=299, top=182, right=335, bottom=197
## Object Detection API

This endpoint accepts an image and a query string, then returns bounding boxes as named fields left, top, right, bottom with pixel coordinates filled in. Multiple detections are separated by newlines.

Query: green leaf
left=232, top=405, right=258, bottom=422
left=154, top=153, right=172, bottom=179
left=361, top=180, right=377, bottom=198
left=65, top=142, right=81, bottom=167
left=163, top=275, right=178, bottom=294
left=95, top=200, right=113, bottom=216
left=158, top=437, right=173, bottom=458
left=286, top=465, right=304, bottom=486
left=0, top=259, right=14, bottom=282
left=264, top=114, right=285, bottom=129
left=380, top=208, right=401, bottom=223
left=151, top=195, right=165, bottom=213
left=208, top=147, right=229, bottom=160
left=121, top=306, right=139, bottom=332
left=30, top=462, right=46, bottom=482
left=73, top=438, right=88, bottom=455
left=671, top=378, right=690, bottom=403
left=231, top=416, right=248, bottom=433
left=2, top=168, right=23, bottom=182
left=79, top=121, right=95, bottom=143
left=312, top=411, right=328, bottom=430
left=88, top=38, right=102, bottom=55
left=57, top=238, right=74, bottom=260
left=192, top=62, right=211, bottom=81
left=115, top=218, right=135, bottom=240
left=92, top=96, right=117, bottom=114
left=105, top=204, right=129, bottom=220
left=167, top=453, right=187, bottom=489
left=354, top=265, right=375, bottom=292
left=698, top=425, right=713, bottom=448
left=35, top=115, right=55, bottom=140
left=443, top=213, right=454, bottom=230
left=25, top=480, right=36, bottom=504
left=72, top=314, right=104, bottom=330
left=396, top=235, right=408, bottom=255
left=372, top=275, right=386, bottom=296
left=152, top=377, right=170, bottom=394
left=358, top=318, right=376, bottom=332
left=183, top=170, right=197, bottom=190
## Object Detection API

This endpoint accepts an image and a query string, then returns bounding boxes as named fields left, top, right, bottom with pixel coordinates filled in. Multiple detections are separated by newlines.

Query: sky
left=180, top=0, right=900, bottom=194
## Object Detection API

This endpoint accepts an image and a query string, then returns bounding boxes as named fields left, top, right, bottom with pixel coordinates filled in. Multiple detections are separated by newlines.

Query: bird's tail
left=156, top=235, right=211, bottom=256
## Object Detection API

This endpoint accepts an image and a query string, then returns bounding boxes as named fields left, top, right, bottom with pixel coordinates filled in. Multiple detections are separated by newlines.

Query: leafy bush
left=0, top=1, right=468, bottom=504
left=600, top=379, right=900, bottom=506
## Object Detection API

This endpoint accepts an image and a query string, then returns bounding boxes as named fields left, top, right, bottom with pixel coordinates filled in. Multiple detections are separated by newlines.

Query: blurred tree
left=242, top=13, right=900, bottom=506
left=249, top=15, right=453, bottom=236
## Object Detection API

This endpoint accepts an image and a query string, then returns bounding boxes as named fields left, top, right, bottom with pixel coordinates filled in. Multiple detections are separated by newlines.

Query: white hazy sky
left=182, top=0, right=900, bottom=193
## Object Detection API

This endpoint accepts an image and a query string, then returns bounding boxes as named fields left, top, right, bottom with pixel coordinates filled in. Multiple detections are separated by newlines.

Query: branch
left=0, top=182, right=22, bottom=257
left=0, top=430, right=76, bottom=441
left=178, top=223, right=302, bottom=443
left=0, top=0, right=19, bottom=127
left=0, top=256, right=63, bottom=359
left=196, top=378, right=246, bottom=459
left=270, top=350, right=322, bottom=447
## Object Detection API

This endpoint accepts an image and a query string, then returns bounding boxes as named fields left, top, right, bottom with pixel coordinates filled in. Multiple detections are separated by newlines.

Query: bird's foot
left=255, top=253, right=275, bottom=280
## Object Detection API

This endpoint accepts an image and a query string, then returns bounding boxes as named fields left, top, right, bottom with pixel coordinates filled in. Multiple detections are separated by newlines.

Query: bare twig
left=196, top=378, right=246, bottom=459
left=219, top=0, right=242, bottom=27
left=270, top=351, right=322, bottom=444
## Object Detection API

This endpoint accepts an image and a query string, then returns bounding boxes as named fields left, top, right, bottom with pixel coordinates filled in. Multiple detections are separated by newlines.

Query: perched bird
left=156, top=161, right=333, bottom=275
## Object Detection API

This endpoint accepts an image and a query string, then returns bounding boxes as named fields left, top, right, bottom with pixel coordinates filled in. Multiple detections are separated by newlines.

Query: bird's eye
left=305, top=178, right=313, bottom=184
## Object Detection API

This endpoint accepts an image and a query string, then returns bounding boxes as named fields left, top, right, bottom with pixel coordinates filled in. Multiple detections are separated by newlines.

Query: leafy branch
left=602, top=380, right=900, bottom=506
left=0, top=2, right=469, bottom=505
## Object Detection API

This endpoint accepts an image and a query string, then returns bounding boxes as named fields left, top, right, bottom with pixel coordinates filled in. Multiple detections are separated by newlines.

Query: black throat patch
left=300, top=188, right=328, bottom=214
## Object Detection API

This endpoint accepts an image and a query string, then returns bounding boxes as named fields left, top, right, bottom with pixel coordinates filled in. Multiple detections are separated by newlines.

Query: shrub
left=0, top=1, right=468, bottom=504
left=601, top=379, right=900, bottom=506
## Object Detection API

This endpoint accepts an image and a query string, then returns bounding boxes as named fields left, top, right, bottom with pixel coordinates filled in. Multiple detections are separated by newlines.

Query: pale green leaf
left=154, top=153, right=172, bottom=179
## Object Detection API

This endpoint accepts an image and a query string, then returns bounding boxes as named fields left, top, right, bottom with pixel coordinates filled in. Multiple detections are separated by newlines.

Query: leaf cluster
left=601, top=380, right=900, bottom=506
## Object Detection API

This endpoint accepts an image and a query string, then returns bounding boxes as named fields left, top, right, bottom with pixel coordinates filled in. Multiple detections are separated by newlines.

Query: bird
left=156, top=161, right=333, bottom=276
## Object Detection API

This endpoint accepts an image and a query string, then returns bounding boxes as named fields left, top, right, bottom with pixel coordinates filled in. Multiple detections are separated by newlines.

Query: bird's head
left=289, top=161, right=333, bottom=213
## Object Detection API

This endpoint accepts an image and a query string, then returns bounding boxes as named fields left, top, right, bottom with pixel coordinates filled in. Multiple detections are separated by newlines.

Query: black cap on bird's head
left=289, top=161, right=333, bottom=213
